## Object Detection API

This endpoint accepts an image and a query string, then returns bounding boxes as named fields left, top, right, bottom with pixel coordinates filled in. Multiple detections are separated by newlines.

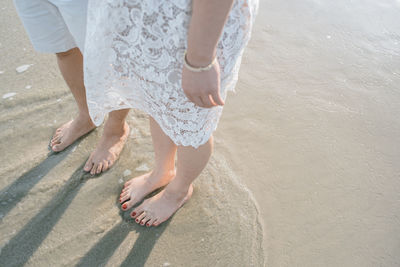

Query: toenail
left=122, top=204, right=127, bottom=209
left=135, top=219, right=139, bottom=222
left=132, top=212, right=136, bottom=216
left=141, top=222, right=145, bottom=225
left=146, top=223, right=150, bottom=227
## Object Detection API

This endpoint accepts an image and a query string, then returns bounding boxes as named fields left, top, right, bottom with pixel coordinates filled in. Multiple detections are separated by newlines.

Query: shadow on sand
left=0, top=149, right=166, bottom=267
left=0, top=161, right=90, bottom=266
left=76, top=217, right=169, bottom=267
left=0, top=145, right=75, bottom=218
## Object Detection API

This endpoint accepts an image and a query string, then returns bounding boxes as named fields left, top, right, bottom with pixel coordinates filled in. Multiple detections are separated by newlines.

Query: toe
left=51, top=135, right=60, bottom=144
left=153, top=220, right=160, bottom=227
left=131, top=205, right=144, bottom=219
left=50, top=140, right=60, bottom=148
left=90, top=164, right=98, bottom=175
left=140, top=216, right=149, bottom=226
left=121, top=202, right=129, bottom=211
left=96, top=163, right=103, bottom=174
left=136, top=212, right=146, bottom=224
left=124, top=180, right=131, bottom=187
left=84, top=157, right=94, bottom=172
left=52, top=142, right=65, bottom=152
left=119, top=194, right=132, bottom=206
left=120, top=190, right=129, bottom=199
left=107, top=159, right=115, bottom=169
left=102, top=160, right=109, bottom=172
left=124, top=179, right=133, bottom=187
left=122, top=198, right=136, bottom=210
left=146, top=217, right=156, bottom=227
left=122, top=186, right=129, bottom=193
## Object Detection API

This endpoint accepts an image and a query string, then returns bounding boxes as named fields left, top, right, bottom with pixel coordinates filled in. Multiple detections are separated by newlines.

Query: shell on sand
left=16, top=64, right=32, bottom=73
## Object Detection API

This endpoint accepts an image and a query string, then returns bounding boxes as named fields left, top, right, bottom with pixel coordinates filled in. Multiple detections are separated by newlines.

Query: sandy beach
left=1, top=0, right=400, bottom=266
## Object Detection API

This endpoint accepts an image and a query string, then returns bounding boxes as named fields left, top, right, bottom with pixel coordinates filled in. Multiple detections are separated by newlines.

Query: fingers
left=187, top=93, right=224, bottom=108
left=193, top=96, right=204, bottom=108
left=210, top=91, right=225, bottom=106
left=200, top=95, right=214, bottom=108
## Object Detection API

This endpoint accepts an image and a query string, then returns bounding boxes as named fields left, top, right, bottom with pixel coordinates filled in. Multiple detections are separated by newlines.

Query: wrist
left=185, top=49, right=216, bottom=68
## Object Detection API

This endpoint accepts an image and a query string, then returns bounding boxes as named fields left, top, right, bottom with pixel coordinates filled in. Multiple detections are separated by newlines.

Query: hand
left=181, top=59, right=225, bottom=108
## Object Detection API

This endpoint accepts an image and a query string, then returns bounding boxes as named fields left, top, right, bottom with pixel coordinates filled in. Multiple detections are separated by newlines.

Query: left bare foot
left=84, top=120, right=130, bottom=175
left=131, top=183, right=193, bottom=227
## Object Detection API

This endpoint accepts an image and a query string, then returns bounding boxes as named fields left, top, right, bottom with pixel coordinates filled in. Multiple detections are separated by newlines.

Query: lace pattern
left=84, top=0, right=259, bottom=148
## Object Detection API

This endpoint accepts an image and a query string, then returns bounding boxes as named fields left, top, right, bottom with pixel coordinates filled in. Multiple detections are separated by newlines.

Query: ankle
left=76, top=111, right=93, bottom=122
left=103, top=119, right=127, bottom=136
left=152, top=168, right=176, bottom=179
left=164, top=181, right=191, bottom=198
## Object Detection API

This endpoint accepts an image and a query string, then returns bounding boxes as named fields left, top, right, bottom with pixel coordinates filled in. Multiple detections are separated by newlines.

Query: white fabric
left=85, top=0, right=259, bottom=148
left=13, top=0, right=88, bottom=53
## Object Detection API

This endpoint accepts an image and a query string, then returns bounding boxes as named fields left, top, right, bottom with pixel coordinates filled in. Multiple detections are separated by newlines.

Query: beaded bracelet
left=183, top=50, right=217, bottom=72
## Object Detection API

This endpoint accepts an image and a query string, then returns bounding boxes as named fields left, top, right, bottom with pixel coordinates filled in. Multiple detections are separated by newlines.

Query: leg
left=50, top=48, right=96, bottom=151
left=132, top=135, right=213, bottom=227
left=83, top=109, right=131, bottom=175
left=120, top=117, right=177, bottom=210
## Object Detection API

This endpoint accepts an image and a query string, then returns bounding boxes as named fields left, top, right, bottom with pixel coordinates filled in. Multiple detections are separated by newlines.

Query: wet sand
left=1, top=0, right=400, bottom=266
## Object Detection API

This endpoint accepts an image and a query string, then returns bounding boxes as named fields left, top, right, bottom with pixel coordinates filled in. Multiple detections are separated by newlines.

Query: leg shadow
left=77, top=207, right=169, bottom=267
left=120, top=220, right=169, bottom=267
left=0, top=164, right=92, bottom=267
left=75, top=222, right=131, bottom=267
left=0, top=144, right=75, bottom=218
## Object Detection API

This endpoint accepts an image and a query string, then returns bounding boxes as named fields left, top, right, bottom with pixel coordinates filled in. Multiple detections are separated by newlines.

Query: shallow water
left=216, top=0, right=400, bottom=266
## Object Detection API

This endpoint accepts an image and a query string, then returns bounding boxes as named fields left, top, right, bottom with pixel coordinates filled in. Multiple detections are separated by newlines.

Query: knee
left=56, top=47, right=80, bottom=59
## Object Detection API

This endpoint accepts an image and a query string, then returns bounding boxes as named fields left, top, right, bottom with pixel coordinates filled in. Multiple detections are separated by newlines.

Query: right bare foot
left=120, top=170, right=176, bottom=211
left=50, top=115, right=96, bottom=152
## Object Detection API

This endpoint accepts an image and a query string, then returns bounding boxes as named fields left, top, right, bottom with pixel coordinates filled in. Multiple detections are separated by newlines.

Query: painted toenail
left=146, top=223, right=150, bottom=227
left=135, top=219, right=139, bottom=222
left=122, top=204, right=127, bottom=209
left=132, top=212, right=136, bottom=216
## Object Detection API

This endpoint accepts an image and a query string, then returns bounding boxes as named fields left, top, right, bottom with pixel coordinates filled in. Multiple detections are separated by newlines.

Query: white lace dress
left=84, top=0, right=259, bottom=148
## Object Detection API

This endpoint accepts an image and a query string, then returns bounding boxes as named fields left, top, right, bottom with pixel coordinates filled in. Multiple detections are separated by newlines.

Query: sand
left=1, top=0, right=400, bottom=266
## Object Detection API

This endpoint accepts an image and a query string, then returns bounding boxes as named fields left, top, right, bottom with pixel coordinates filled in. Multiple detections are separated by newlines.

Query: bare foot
left=83, top=121, right=130, bottom=175
left=50, top=115, right=96, bottom=152
left=131, top=183, right=193, bottom=227
left=120, top=170, right=176, bottom=211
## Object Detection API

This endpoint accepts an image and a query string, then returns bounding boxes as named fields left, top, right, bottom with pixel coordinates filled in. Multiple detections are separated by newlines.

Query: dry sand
left=1, top=0, right=400, bottom=266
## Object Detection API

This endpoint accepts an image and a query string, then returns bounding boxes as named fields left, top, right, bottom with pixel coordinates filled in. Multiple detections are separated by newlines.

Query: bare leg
left=50, top=47, right=95, bottom=151
left=84, top=109, right=131, bottom=175
left=120, top=117, right=177, bottom=210
left=132, top=134, right=213, bottom=227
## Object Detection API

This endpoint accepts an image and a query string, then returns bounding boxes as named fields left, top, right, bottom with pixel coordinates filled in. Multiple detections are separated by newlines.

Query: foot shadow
left=0, top=163, right=94, bottom=267
left=77, top=199, right=169, bottom=267
left=0, top=144, right=76, bottom=218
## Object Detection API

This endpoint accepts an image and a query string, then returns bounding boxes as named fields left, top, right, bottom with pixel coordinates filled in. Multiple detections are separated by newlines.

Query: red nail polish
left=135, top=219, right=139, bottom=222
left=122, top=204, right=127, bottom=209
left=146, top=223, right=150, bottom=227
left=141, top=222, right=145, bottom=225
left=132, top=212, right=136, bottom=216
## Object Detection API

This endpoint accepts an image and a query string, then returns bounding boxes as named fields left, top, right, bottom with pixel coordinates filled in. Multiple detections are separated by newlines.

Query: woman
left=84, top=0, right=258, bottom=227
